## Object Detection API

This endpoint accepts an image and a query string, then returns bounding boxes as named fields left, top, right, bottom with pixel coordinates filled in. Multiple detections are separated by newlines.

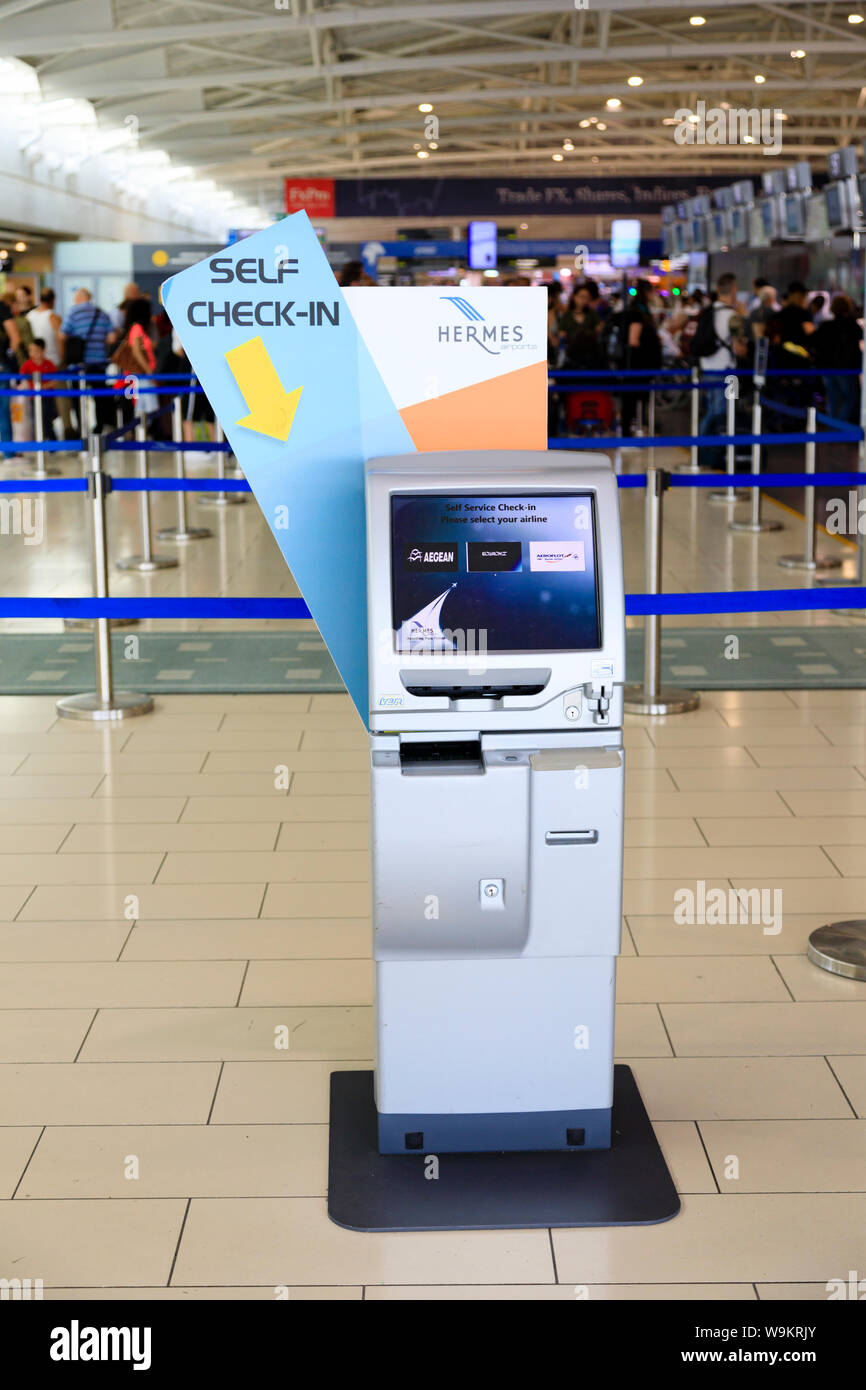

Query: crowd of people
left=547, top=272, right=863, bottom=457
left=0, top=281, right=216, bottom=456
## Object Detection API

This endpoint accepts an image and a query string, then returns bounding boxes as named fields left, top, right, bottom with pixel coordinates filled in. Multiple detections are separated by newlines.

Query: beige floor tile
left=624, top=818, right=704, bottom=848
left=203, top=750, right=369, bottom=773
left=16, top=751, right=206, bottom=776
left=614, top=1005, right=672, bottom=1057
left=699, top=816, right=866, bottom=846
left=182, top=795, right=369, bottom=824
left=0, top=923, right=129, bottom=961
left=0, top=825, right=70, bottom=852
left=625, top=792, right=790, bottom=819
left=617, top=957, right=789, bottom=1004
left=717, top=709, right=829, bottom=728
left=826, top=1056, right=866, bottom=1117
left=80, top=1006, right=373, bottom=1062
left=661, top=1002, right=866, bottom=1055
left=750, top=746, right=866, bottom=767
left=624, top=769, right=679, bottom=792
left=0, top=1063, right=219, bottom=1124
left=289, top=772, right=369, bottom=797
left=221, top=713, right=363, bottom=732
left=655, top=1121, right=716, bottom=1193
left=96, top=773, right=292, bottom=798
left=124, top=729, right=303, bottom=753
left=240, top=960, right=373, bottom=1006
left=0, top=796, right=186, bottom=823
left=773, top=953, right=866, bottom=1002
left=62, top=822, right=280, bottom=853
left=672, top=767, right=863, bottom=791
left=211, top=1060, right=370, bottom=1124
left=626, top=914, right=826, bottom=957
left=301, top=730, right=368, bottom=750
left=699, top=1119, right=866, bottom=1192
left=0, top=1127, right=41, bottom=1198
left=822, top=844, right=866, bottom=876
left=157, top=850, right=368, bottom=884
left=622, top=878, right=732, bottom=916
left=648, top=727, right=831, bottom=749
left=274, top=822, right=369, bottom=851
left=625, top=746, right=756, bottom=769
left=172, top=1196, right=554, bottom=1286
left=0, top=886, right=38, bottom=920
left=19, top=1124, right=328, bottom=1199
left=757, top=1283, right=850, bottom=1301
left=366, top=1283, right=756, bottom=1300
left=0, top=774, right=102, bottom=797
left=552, top=1194, right=866, bottom=1283
left=262, top=882, right=370, bottom=918
left=0, top=961, right=244, bottom=1009
left=626, top=1056, right=852, bottom=1121
left=18, top=883, right=265, bottom=921
left=701, top=692, right=797, bottom=709
left=0, top=1010, right=94, bottom=1063
left=624, top=846, right=835, bottom=880
left=816, top=723, right=866, bottom=747
left=729, top=877, right=866, bottom=915
left=782, top=791, right=866, bottom=817
left=0, top=1199, right=185, bottom=1286
left=0, top=853, right=163, bottom=886
left=44, top=1285, right=362, bottom=1300
left=121, top=920, right=371, bottom=961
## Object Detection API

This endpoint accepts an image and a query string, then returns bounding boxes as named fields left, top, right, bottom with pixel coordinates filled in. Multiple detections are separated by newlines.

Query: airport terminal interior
left=1, top=0, right=865, bottom=1338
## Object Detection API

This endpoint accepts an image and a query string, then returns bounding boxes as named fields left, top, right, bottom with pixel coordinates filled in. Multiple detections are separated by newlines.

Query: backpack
left=689, top=302, right=731, bottom=362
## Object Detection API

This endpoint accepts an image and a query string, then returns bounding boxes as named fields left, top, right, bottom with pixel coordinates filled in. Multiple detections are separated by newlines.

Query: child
left=18, top=337, right=57, bottom=433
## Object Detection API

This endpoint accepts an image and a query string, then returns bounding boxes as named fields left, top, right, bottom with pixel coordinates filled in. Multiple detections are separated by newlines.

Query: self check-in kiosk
left=327, top=449, right=679, bottom=1232
left=366, top=450, right=624, bottom=1155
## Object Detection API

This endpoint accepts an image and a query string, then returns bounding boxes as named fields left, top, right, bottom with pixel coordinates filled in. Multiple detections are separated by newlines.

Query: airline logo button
left=529, top=541, right=586, bottom=571
left=403, top=544, right=458, bottom=571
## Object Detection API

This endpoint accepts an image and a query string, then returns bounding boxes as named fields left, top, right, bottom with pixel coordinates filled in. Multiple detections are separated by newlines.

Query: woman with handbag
left=111, top=299, right=157, bottom=426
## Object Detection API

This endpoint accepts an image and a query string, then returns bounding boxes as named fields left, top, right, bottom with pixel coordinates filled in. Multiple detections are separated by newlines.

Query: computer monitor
left=782, top=193, right=806, bottom=239
left=467, top=221, right=498, bottom=270
left=389, top=491, right=602, bottom=654
left=729, top=206, right=749, bottom=246
left=824, top=181, right=852, bottom=231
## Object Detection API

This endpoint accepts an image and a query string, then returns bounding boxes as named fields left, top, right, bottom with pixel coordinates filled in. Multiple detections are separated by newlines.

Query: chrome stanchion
left=77, top=366, right=90, bottom=468
left=709, top=380, right=747, bottom=505
left=808, top=921, right=866, bottom=980
left=57, top=436, right=153, bottom=721
left=115, top=420, right=178, bottom=572
left=158, top=396, right=212, bottom=541
left=31, top=372, right=60, bottom=480
left=674, top=367, right=702, bottom=473
left=624, top=467, right=701, bottom=716
left=647, top=388, right=656, bottom=471
left=730, top=387, right=782, bottom=533
left=779, top=406, right=841, bottom=571
left=198, top=420, right=246, bottom=506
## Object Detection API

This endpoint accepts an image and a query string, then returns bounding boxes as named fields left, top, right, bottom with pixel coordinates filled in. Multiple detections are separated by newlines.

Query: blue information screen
left=390, top=492, right=600, bottom=654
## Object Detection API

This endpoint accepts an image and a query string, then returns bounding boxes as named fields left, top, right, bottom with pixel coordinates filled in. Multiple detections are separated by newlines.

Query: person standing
left=60, top=288, right=112, bottom=433
left=0, top=291, right=20, bottom=446
left=697, top=272, right=740, bottom=468
left=811, top=294, right=862, bottom=424
left=621, top=279, right=662, bottom=436
left=28, top=287, right=73, bottom=440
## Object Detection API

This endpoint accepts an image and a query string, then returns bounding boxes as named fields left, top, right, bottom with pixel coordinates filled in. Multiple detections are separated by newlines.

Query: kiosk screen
left=390, top=492, right=601, bottom=653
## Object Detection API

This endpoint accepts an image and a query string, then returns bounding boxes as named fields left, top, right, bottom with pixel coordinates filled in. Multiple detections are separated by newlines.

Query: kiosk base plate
left=327, top=1066, right=680, bottom=1232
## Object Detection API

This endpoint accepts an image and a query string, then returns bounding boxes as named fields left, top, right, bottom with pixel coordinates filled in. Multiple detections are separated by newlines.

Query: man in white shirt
left=698, top=272, right=740, bottom=467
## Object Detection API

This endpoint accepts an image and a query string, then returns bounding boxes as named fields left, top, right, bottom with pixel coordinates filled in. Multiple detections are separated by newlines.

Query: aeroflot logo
left=438, top=297, right=524, bottom=355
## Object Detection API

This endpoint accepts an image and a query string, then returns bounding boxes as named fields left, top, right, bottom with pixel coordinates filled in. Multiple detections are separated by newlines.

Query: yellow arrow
left=224, top=336, right=302, bottom=442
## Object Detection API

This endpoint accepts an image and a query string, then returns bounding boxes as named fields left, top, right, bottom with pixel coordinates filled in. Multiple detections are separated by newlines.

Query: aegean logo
left=50, top=1319, right=152, bottom=1371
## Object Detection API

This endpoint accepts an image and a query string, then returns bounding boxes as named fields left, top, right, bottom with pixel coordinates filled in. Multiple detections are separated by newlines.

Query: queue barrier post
left=31, top=372, right=59, bottom=481
left=623, top=467, right=700, bottom=717
left=198, top=420, right=246, bottom=507
left=674, top=366, right=702, bottom=474
left=647, top=389, right=656, bottom=471
left=730, top=388, right=783, bottom=534
left=56, top=436, right=153, bottom=722
left=157, top=396, right=212, bottom=542
left=709, top=380, right=748, bottom=506
left=778, top=406, right=842, bottom=572
left=115, top=420, right=179, bottom=573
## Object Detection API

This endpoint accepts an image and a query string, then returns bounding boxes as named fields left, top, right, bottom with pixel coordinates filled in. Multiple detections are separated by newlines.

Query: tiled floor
left=0, top=452, right=864, bottom=1300
left=0, top=686, right=864, bottom=1300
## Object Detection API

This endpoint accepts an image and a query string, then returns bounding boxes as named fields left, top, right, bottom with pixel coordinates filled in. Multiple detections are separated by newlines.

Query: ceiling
left=3, top=0, right=866, bottom=212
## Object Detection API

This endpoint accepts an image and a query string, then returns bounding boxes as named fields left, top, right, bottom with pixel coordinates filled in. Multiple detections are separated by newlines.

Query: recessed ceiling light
left=416, top=149, right=429, bottom=158
left=428, top=141, right=438, bottom=149
left=519, top=222, right=528, bottom=230
left=552, top=152, right=564, bottom=161
left=688, top=113, right=700, bottom=123
left=579, top=119, right=592, bottom=128
left=689, top=15, right=706, bottom=25
left=563, top=138, right=574, bottom=151
left=790, top=49, right=806, bottom=58
left=606, top=97, right=622, bottom=109
left=591, top=156, right=600, bottom=163
left=627, top=75, right=643, bottom=87
left=14, top=241, right=26, bottom=252
left=848, top=14, right=864, bottom=23
left=754, top=74, right=766, bottom=83
left=418, top=102, right=434, bottom=112
left=743, top=135, right=756, bottom=143
left=596, top=122, right=607, bottom=131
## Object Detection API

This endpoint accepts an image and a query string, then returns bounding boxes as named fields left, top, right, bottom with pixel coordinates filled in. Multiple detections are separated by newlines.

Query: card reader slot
left=545, top=829, right=599, bottom=846
left=403, top=683, right=546, bottom=700
left=399, top=739, right=484, bottom=772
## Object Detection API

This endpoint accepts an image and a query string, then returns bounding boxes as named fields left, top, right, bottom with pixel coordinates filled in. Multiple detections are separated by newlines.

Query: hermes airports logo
left=438, top=297, right=528, bottom=356
left=404, top=543, right=459, bottom=571
left=529, top=541, right=586, bottom=572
